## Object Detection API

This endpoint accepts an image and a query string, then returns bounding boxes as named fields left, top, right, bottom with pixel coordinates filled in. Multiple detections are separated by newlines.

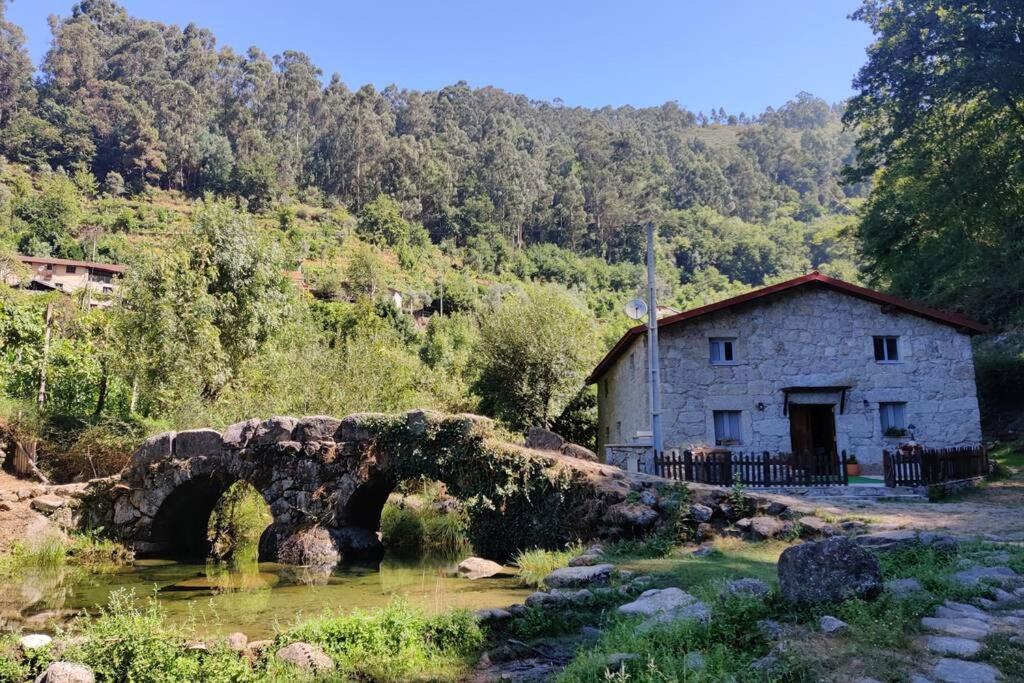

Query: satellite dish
left=624, top=298, right=648, bottom=320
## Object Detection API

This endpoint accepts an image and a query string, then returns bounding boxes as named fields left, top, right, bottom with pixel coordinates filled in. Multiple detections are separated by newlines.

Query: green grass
left=512, top=542, right=584, bottom=589
left=989, top=441, right=1024, bottom=472
left=618, top=537, right=786, bottom=592
left=276, top=599, right=484, bottom=682
left=555, top=536, right=1024, bottom=682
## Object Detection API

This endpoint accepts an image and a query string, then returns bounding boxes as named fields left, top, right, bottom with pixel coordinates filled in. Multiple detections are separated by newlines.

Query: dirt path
left=810, top=476, right=1024, bottom=542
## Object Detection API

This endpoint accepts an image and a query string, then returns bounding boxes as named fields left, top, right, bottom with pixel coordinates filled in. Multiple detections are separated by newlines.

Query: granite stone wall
left=597, top=286, right=982, bottom=473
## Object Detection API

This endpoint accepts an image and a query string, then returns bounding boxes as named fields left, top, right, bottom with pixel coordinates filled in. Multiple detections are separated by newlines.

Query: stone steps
left=754, top=485, right=926, bottom=500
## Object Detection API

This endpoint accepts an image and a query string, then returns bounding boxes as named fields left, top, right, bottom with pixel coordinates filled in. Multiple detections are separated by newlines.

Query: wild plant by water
left=513, top=542, right=583, bottom=588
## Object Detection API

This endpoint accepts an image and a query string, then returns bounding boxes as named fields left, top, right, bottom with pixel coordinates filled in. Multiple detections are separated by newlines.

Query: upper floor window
left=874, top=336, right=900, bottom=362
left=713, top=410, right=742, bottom=445
left=709, top=338, right=736, bottom=365
left=879, top=402, right=907, bottom=436
left=66, top=265, right=76, bottom=274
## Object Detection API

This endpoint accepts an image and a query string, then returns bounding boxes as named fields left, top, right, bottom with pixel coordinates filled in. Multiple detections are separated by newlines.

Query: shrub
left=278, top=600, right=482, bottom=681
left=63, top=590, right=197, bottom=682
left=207, top=481, right=273, bottom=564
left=380, top=503, right=425, bottom=556
left=513, top=542, right=583, bottom=588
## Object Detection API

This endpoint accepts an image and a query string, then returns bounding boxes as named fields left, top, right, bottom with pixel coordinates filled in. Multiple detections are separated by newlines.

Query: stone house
left=590, top=273, right=987, bottom=474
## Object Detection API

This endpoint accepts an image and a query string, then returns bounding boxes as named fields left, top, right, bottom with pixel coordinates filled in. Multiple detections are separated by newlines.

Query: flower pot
left=846, top=463, right=861, bottom=476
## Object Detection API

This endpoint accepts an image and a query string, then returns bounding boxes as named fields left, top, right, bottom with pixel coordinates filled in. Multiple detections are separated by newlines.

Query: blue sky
left=8, top=0, right=874, bottom=114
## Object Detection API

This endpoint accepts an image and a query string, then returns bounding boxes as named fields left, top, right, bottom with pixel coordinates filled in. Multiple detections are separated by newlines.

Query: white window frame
left=879, top=402, right=907, bottom=436
left=709, top=338, right=737, bottom=365
left=874, top=336, right=901, bottom=363
left=713, top=410, right=743, bottom=445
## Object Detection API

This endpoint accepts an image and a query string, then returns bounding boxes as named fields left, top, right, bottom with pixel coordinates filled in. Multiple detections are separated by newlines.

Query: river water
left=0, top=556, right=531, bottom=639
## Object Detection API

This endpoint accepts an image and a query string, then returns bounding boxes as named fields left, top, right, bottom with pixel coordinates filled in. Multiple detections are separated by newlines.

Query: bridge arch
left=97, top=411, right=652, bottom=564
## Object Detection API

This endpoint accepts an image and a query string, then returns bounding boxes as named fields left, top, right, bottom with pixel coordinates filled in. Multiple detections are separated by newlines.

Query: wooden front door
left=789, top=404, right=836, bottom=459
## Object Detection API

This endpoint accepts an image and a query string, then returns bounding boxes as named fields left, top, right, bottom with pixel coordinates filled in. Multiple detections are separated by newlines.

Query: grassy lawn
left=990, top=440, right=1024, bottom=471
left=618, top=537, right=786, bottom=592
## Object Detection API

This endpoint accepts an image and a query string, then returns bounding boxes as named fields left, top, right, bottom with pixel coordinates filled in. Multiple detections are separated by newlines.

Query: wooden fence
left=883, top=446, right=988, bottom=488
left=654, top=449, right=849, bottom=487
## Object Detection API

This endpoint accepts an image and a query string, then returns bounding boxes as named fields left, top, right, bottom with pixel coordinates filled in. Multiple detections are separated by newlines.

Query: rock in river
left=457, top=557, right=512, bottom=580
left=544, top=564, right=614, bottom=588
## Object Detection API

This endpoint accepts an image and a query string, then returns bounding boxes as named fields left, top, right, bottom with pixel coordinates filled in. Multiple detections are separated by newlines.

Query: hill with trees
left=14, top=0, right=1015, bottom=478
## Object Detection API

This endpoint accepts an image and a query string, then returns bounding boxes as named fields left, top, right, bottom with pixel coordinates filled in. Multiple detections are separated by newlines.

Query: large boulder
left=31, top=495, right=67, bottom=513
left=276, top=526, right=340, bottom=568
left=275, top=642, right=335, bottom=675
left=561, top=442, right=598, bottom=462
left=749, top=516, right=788, bottom=539
left=603, top=502, right=659, bottom=529
left=457, top=557, right=511, bottom=580
left=777, top=538, right=882, bottom=604
left=617, top=588, right=710, bottom=625
left=33, top=662, right=94, bottom=683
left=543, top=564, right=614, bottom=588
left=525, top=427, right=565, bottom=451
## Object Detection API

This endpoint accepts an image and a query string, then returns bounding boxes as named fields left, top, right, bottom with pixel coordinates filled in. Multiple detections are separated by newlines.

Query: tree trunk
left=36, top=303, right=53, bottom=411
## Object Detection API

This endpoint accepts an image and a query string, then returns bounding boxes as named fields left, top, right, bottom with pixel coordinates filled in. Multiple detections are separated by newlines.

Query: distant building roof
left=587, top=272, right=989, bottom=384
left=18, top=255, right=127, bottom=274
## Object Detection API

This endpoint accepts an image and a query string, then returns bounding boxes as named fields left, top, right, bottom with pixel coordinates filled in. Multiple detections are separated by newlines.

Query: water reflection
left=0, top=555, right=528, bottom=639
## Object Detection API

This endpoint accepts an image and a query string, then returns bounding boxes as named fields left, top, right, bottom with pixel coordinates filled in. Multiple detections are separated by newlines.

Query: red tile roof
left=587, top=272, right=988, bottom=384
left=18, top=255, right=127, bottom=274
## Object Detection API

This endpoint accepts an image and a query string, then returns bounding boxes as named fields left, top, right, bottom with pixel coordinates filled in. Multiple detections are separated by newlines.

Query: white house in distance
left=4, top=256, right=126, bottom=307
left=590, top=272, right=987, bottom=475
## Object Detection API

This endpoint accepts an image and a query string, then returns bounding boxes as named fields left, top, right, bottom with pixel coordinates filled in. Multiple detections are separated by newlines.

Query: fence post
left=683, top=450, right=693, bottom=482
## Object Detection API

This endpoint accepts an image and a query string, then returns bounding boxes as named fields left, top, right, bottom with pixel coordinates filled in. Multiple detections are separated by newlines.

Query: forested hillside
left=12, top=0, right=1020, bottom=478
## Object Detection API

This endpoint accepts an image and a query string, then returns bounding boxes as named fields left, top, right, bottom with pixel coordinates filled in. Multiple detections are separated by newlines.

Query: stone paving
left=912, top=566, right=1024, bottom=683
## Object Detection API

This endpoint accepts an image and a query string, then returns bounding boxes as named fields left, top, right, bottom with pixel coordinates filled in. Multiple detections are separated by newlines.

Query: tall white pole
left=646, top=221, right=663, bottom=471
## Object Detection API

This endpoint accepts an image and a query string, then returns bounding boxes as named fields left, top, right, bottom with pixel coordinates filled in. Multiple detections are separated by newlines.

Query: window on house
left=629, top=351, right=636, bottom=379
left=66, top=265, right=76, bottom=274
left=709, top=338, right=736, bottom=365
left=874, top=336, right=900, bottom=362
left=102, top=286, right=113, bottom=294
left=45, top=264, right=53, bottom=271
left=713, top=410, right=742, bottom=445
left=880, top=402, right=907, bottom=436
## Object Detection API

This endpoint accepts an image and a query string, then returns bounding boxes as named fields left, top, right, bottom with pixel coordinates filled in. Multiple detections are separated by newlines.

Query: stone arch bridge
left=82, top=411, right=675, bottom=564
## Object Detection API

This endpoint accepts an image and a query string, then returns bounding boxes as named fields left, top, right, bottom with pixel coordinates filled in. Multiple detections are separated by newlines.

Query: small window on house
left=66, top=265, right=76, bottom=274
left=709, top=338, right=736, bottom=365
left=874, top=336, right=900, bottom=362
left=45, top=264, right=53, bottom=271
left=102, top=286, right=113, bottom=294
left=629, top=351, right=636, bottom=379
left=880, top=402, right=907, bottom=436
left=713, top=410, right=742, bottom=445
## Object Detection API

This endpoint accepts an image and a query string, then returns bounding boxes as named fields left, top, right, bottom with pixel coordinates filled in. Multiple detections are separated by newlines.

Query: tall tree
left=0, top=0, right=34, bottom=128
left=845, top=0, right=1024, bottom=323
